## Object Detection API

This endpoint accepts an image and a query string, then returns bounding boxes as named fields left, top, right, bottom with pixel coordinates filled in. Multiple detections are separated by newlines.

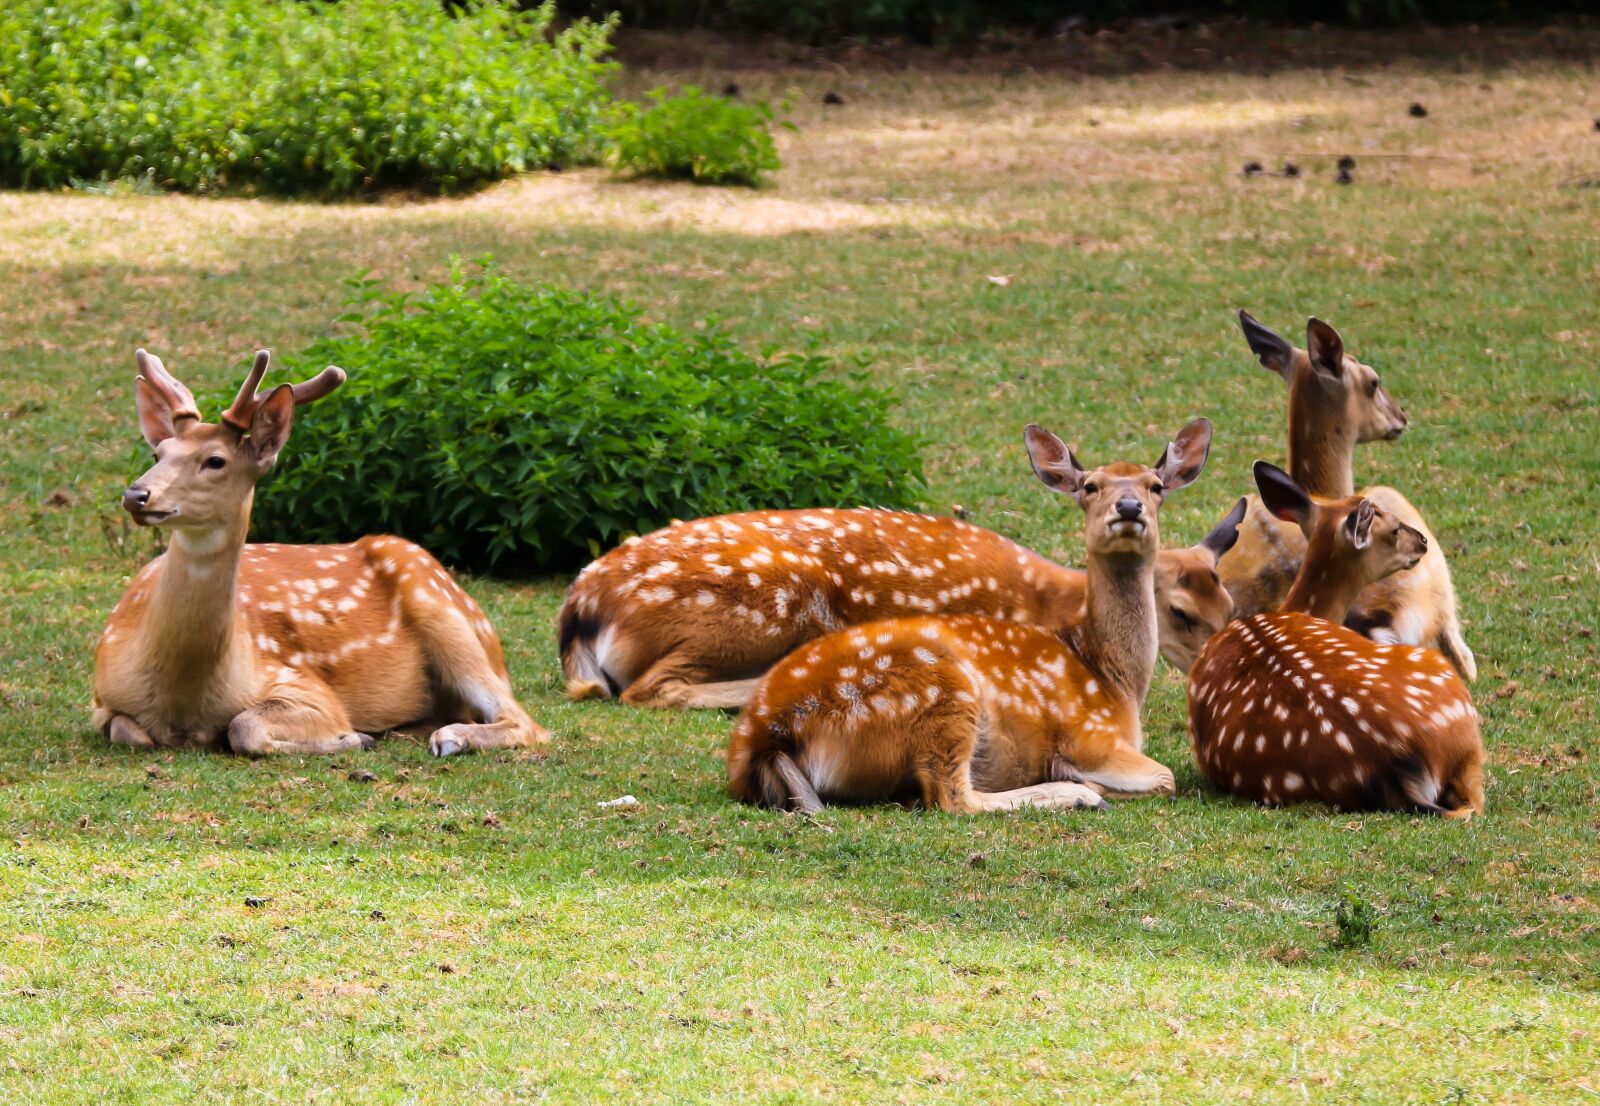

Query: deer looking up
left=559, top=500, right=1245, bottom=711
left=1217, top=311, right=1475, bottom=681
left=726, top=419, right=1215, bottom=815
left=93, top=349, right=546, bottom=757
left=1189, top=462, right=1484, bottom=817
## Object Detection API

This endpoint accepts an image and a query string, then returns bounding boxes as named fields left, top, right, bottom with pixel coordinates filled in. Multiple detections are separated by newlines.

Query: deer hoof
left=354, top=732, right=378, bottom=751
left=430, top=732, right=465, bottom=758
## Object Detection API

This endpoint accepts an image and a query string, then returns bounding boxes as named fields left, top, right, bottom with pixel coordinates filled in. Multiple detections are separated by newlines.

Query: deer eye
left=1366, top=378, right=1380, bottom=396
left=1151, top=483, right=1165, bottom=497
left=1082, top=483, right=1100, bottom=496
left=1169, top=606, right=1195, bottom=628
left=203, top=456, right=227, bottom=471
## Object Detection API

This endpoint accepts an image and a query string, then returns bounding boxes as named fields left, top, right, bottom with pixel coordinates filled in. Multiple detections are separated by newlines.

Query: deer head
left=1155, top=496, right=1247, bottom=670
left=1238, top=311, right=1408, bottom=444
left=1256, top=461, right=1427, bottom=619
left=1023, top=418, right=1214, bottom=559
left=123, top=349, right=345, bottom=532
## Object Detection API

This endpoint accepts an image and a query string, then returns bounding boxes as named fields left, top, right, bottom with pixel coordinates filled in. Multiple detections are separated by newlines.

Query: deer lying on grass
left=725, top=419, right=1214, bottom=814
left=92, top=349, right=547, bottom=757
left=1219, top=311, right=1475, bottom=680
left=1189, top=462, right=1484, bottom=817
left=560, top=500, right=1246, bottom=710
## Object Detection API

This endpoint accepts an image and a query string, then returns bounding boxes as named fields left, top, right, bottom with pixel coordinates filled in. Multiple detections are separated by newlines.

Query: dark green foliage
left=1331, top=886, right=1379, bottom=949
left=0, top=0, right=618, bottom=196
left=605, top=87, right=783, bottom=186
left=248, top=266, right=924, bottom=571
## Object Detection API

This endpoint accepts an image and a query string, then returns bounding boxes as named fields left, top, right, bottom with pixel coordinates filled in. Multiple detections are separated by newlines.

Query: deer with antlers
left=1218, top=311, right=1475, bottom=680
left=1189, top=462, right=1484, bottom=817
left=725, top=419, right=1215, bottom=814
left=92, top=349, right=547, bottom=757
left=560, top=500, right=1246, bottom=711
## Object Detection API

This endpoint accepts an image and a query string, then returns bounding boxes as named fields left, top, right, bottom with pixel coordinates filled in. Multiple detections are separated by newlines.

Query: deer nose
left=122, top=486, right=151, bottom=513
left=1115, top=498, right=1143, bottom=521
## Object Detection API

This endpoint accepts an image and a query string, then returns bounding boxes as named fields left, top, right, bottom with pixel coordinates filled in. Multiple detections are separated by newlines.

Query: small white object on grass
left=597, top=795, right=640, bottom=810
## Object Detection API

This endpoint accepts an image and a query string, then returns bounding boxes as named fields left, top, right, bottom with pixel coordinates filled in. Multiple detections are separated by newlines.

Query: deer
left=1218, top=310, right=1475, bottom=681
left=1188, top=461, right=1484, bottom=817
left=725, top=419, right=1215, bottom=815
left=559, top=499, right=1246, bottom=711
left=92, top=348, right=547, bottom=757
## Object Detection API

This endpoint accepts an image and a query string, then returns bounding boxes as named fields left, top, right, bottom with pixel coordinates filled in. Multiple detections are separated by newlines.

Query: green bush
left=605, top=86, right=783, bottom=186
left=248, top=265, right=924, bottom=571
left=0, top=0, right=617, bottom=196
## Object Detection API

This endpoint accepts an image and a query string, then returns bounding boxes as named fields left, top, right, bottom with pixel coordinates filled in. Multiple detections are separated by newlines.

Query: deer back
left=732, top=614, right=1139, bottom=804
left=1188, top=612, right=1481, bottom=813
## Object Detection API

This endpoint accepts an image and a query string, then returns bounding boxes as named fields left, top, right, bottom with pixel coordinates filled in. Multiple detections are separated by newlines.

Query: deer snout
left=1115, top=497, right=1144, bottom=522
left=122, top=485, right=151, bottom=514
left=1385, top=402, right=1409, bottom=439
left=122, top=483, right=174, bottom=524
left=1397, top=523, right=1428, bottom=564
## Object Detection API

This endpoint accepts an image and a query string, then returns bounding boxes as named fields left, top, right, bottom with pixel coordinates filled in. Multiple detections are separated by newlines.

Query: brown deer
left=726, top=419, right=1214, bottom=814
left=1219, top=311, right=1475, bottom=681
left=1189, top=462, right=1484, bottom=817
left=559, top=500, right=1246, bottom=710
left=92, top=349, right=547, bottom=757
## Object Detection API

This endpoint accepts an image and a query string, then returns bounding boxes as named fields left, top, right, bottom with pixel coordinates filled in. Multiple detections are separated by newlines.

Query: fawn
left=726, top=419, right=1214, bottom=814
left=1189, top=462, right=1484, bottom=816
left=559, top=501, right=1245, bottom=710
left=93, top=349, right=546, bottom=756
left=1219, top=311, right=1475, bottom=680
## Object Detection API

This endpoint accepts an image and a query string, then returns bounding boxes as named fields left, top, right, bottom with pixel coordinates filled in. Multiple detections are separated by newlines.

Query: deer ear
left=248, top=383, right=296, bottom=472
left=1199, top=497, right=1248, bottom=561
left=1239, top=310, right=1295, bottom=383
left=1344, top=498, right=1377, bottom=550
left=1155, top=417, right=1213, bottom=492
left=1254, top=461, right=1312, bottom=527
left=135, top=376, right=180, bottom=448
left=1023, top=424, right=1086, bottom=495
left=1306, top=317, right=1346, bottom=379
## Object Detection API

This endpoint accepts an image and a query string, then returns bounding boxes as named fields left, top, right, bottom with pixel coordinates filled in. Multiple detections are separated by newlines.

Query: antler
left=135, top=349, right=201, bottom=422
left=220, top=349, right=347, bottom=431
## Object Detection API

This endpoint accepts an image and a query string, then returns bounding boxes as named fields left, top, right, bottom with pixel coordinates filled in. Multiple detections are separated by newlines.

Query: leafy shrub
left=1331, top=886, right=1379, bottom=950
left=248, top=265, right=924, bottom=571
left=0, top=0, right=617, bottom=196
left=605, top=87, right=783, bottom=186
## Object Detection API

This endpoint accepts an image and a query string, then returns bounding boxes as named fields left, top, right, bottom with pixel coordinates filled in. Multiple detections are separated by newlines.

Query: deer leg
left=966, top=782, right=1109, bottom=812
left=914, top=706, right=1109, bottom=814
left=621, top=657, right=773, bottom=710
left=931, top=764, right=1107, bottom=812
left=427, top=696, right=544, bottom=758
left=105, top=712, right=157, bottom=749
left=1069, top=746, right=1176, bottom=798
left=677, top=677, right=765, bottom=710
left=227, top=692, right=375, bottom=757
left=415, top=607, right=548, bottom=758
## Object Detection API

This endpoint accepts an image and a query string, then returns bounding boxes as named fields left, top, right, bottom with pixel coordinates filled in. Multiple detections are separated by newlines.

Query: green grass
left=2, top=57, right=1598, bottom=1103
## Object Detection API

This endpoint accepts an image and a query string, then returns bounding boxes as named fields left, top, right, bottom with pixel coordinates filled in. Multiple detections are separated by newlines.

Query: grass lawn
left=2, top=52, right=1597, bottom=1104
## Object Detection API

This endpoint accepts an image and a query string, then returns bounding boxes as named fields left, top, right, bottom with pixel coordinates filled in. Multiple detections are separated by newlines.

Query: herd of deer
left=92, top=311, right=1485, bottom=819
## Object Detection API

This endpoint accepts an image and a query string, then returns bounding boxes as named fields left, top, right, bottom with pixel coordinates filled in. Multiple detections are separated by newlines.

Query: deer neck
left=1285, top=381, right=1356, bottom=498
left=1079, top=550, right=1158, bottom=707
left=144, top=504, right=252, bottom=681
left=1279, top=532, right=1365, bottom=621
